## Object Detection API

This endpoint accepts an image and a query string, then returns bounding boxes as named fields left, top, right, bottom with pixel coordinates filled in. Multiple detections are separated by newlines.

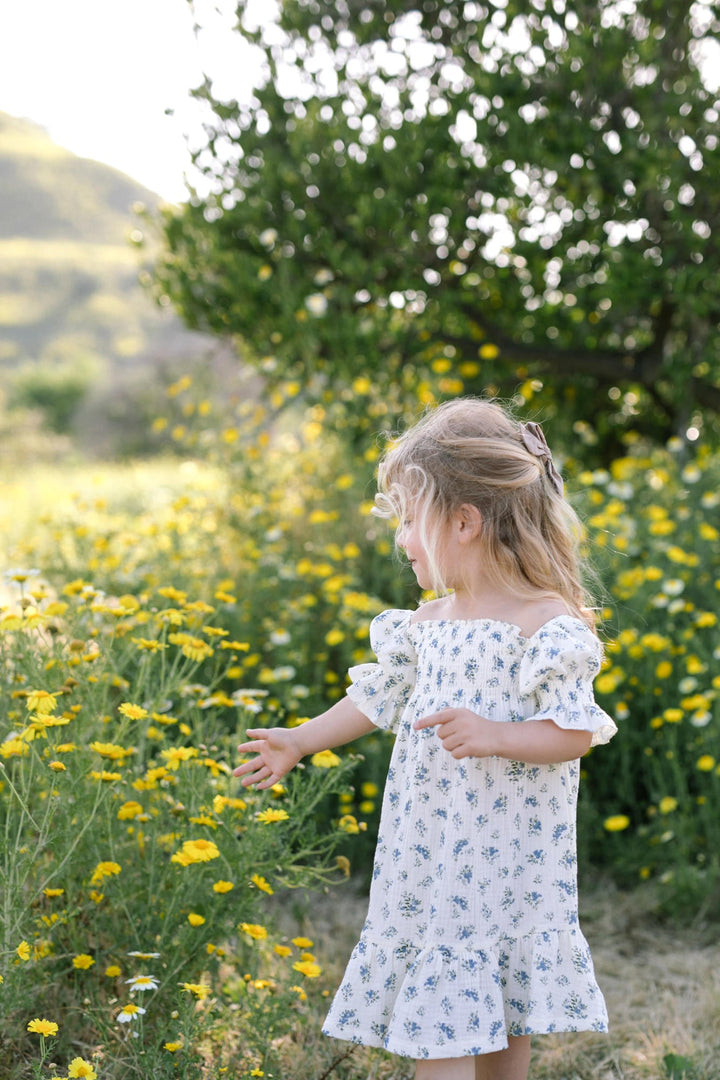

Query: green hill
left=0, top=112, right=218, bottom=457
left=0, top=110, right=204, bottom=369
left=0, top=111, right=159, bottom=244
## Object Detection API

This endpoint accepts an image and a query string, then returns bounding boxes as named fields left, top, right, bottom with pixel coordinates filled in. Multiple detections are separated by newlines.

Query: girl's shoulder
left=409, top=596, right=453, bottom=624
left=404, top=596, right=595, bottom=642
left=515, top=598, right=574, bottom=639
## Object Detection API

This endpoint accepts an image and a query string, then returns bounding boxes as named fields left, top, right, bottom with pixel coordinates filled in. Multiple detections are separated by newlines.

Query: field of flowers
left=0, top=451, right=371, bottom=1079
left=573, top=442, right=720, bottom=916
left=1, top=381, right=719, bottom=1078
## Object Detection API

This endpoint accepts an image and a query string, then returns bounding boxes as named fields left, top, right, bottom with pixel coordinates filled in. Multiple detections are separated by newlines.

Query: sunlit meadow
left=2, top=373, right=719, bottom=1077
left=0, top=453, right=366, bottom=1078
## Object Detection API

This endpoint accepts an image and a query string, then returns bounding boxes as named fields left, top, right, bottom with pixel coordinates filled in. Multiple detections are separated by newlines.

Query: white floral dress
left=322, top=609, right=617, bottom=1060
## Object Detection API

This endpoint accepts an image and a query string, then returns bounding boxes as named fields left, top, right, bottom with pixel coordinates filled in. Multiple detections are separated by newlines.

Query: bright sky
left=1, top=1, right=718, bottom=205
left=0, top=0, right=272, bottom=202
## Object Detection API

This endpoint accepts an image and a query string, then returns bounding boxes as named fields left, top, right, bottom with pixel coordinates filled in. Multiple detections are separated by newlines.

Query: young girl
left=234, top=399, right=617, bottom=1080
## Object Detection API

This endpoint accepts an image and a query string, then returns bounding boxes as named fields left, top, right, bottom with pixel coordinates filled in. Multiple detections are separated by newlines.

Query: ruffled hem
left=525, top=704, right=618, bottom=748
left=322, top=929, right=609, bottom=1058
left=517, top=618, right=618, bottom=748
left=345, top=667, right=408, bottom=732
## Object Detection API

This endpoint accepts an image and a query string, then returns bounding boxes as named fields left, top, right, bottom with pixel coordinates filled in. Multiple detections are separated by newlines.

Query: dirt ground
left=278, top=879, right=720, bottom=1080
left=574, top=885, right=720, bottom=1079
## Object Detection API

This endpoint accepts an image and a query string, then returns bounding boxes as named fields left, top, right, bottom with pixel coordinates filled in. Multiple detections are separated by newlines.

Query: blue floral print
left=322, top=610, right=617, bottom=1059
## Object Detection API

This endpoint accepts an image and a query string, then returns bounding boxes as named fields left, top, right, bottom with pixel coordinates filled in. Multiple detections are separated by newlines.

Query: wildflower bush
left=570, top=442, right=720, bottom=917
left=2, top=376, right=720, bottom=1075
left=0, top=546, right=360, bottom=1078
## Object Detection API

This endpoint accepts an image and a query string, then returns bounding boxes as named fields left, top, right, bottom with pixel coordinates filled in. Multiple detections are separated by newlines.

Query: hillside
left=0, top=110, right=207, bottom=372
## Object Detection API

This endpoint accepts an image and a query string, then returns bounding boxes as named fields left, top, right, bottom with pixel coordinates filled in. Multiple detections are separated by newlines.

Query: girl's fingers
left=238, top=765, right=267, bottom=787
left=233, top=751, right=269, bottom=776
left=413, top=714, right=439, bottom=730
left=256, top=774, right=277, bottom=790
left=237, top=730, right=263, bottom=748
left=236, top=740, right=265, bottom=755
left=414, top=709, right=453, bottom=730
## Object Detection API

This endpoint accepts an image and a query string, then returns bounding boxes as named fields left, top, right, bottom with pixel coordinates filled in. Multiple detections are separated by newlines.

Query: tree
left=149, top=0, right=720, bottom=454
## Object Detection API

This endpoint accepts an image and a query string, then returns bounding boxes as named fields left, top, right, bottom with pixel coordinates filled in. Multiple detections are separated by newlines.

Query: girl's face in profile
left=396, top=514, right=427, bottom=586
left=396, top=506, right=447, bottom=592
left=396, top=499, right=481, bottom=595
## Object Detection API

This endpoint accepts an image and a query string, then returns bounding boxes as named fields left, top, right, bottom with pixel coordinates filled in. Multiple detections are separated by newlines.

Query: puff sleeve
left=345, top=609, right=417, bottom=733
left=518, top=617, right=617, bottom=747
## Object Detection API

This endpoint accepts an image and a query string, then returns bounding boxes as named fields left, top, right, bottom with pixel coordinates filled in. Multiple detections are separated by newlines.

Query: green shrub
left=7, top=357, right=98, bottom=433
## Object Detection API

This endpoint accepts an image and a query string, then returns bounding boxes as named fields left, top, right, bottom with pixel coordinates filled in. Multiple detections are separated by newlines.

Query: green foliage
left=7, top=358, right=98, bottom=432
left=0, top=552, right=356, bottom=1078
left=664, top=1053, right=701, bottom=1080
left=150, top=0, right=720, bottom=453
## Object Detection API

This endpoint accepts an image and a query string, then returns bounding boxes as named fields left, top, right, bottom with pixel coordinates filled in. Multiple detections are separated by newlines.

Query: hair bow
left=520, top=421, right=564, bottom=496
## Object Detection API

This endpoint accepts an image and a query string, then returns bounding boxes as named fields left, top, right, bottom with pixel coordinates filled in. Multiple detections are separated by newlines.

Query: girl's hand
left=413, top=708, right=497, bottom=759
left=414, top=711, right=594, bottom=764
left=234, top=728, right=303, bottom=789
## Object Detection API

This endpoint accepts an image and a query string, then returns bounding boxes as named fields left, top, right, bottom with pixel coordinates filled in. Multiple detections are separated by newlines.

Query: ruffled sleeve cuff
left=345, top=608, right=417, bottom=733
left=519, top=617, right=618, bottom=747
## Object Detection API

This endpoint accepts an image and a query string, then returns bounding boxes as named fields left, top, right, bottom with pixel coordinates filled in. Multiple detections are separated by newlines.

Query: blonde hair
left=374, top=398, right=595, bottom=627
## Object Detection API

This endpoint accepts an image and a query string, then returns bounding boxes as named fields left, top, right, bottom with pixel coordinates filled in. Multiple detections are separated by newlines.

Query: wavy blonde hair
left=374, top=398, right=596, bottom=627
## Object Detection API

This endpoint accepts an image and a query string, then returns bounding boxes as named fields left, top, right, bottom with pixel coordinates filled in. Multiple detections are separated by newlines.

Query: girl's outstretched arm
left=234, top=695, right=376, bottom=789
left=413, top=709, right=592, bottom=764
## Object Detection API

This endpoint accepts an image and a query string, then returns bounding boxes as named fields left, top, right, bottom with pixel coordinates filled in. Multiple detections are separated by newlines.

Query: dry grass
left=263, top=879, right=720, bottom=1080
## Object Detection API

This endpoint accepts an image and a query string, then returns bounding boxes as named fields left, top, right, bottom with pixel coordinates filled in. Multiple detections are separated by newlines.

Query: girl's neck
left=424, top=584, right=570, bottom=637
left=435, top=584, right=521, bottom=621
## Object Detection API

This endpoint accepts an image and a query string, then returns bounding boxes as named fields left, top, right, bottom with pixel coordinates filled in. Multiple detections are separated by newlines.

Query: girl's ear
left=456, top=503, right=483, bottom=541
